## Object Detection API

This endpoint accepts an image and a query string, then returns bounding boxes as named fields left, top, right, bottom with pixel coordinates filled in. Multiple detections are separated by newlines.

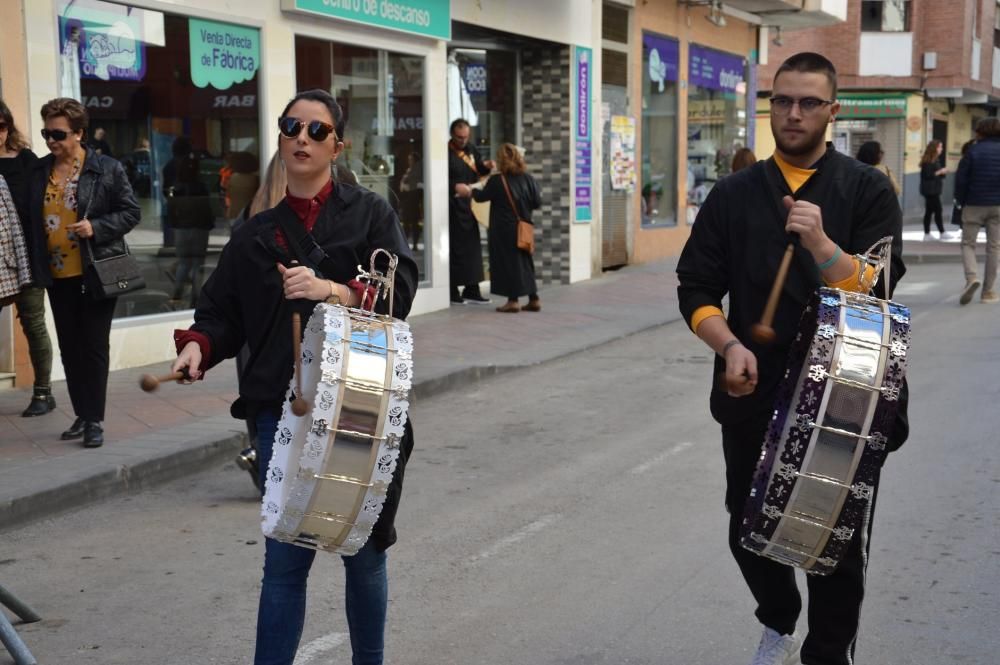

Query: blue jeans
left=254, top=409, right=388, bottom=665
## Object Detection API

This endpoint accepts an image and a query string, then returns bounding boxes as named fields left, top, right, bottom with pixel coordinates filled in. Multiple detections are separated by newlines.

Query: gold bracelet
left=325, top=280, right=342, bottom=305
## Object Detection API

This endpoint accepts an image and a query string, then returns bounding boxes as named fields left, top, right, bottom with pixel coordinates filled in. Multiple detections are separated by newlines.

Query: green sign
left=286, top=0, right=450, bottom=40
left=189, top=19, right=260, bottom=90
left=836, top=94, right=907, bottom=119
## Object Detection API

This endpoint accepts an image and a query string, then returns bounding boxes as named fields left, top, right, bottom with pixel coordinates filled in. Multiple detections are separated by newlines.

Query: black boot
left=61, top=417, right=86, bottom=440
left=22, top=390, right=56, bottom=417
left=83, top=421, right=104, bottom=448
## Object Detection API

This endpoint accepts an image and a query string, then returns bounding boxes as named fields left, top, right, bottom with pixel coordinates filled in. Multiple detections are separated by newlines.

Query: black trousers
left=47, top=276, right=117, bottom=421
left=923, top=194, right=944, bottom=233
left=722, top=412, right=879, bottom=665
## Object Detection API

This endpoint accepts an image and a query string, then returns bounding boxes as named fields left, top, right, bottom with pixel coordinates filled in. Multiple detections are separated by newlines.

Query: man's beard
left=773, top=123, right=827, bottom=157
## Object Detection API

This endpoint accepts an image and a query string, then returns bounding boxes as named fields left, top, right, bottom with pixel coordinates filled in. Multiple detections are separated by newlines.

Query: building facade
left=756, top=0, right=1000, bottom=217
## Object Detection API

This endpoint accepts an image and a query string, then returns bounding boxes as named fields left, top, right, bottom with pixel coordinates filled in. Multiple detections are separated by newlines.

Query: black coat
left=0, top=149, right=38, bottom=226
left=26, top=148, right=140, bottom=287
left=955, top=136, right=1000, bottom=206
left=919, top=162, right=944, bottom=197
left=448, top=143, right=490, bottom=285
left=677, top=145, right=909, bottom=449
left=473, top=172, right=540, bottom=298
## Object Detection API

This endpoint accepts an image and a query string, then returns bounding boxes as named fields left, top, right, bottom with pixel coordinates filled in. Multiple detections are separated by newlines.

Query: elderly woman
left=456, top=142, right=541, bottom=312
left=172, top=89, right=417, bottom=665
left=26, top=97, right=140, bottom=447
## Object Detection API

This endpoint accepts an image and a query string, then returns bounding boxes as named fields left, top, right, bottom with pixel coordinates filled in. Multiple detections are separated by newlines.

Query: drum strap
left=273, top=202, right=336, bottom=278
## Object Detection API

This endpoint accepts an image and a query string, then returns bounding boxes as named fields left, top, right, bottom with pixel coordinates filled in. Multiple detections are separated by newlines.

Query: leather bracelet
left=816, top=245, right=842, bottom=271
left=722, top=339, right=742, bottom=355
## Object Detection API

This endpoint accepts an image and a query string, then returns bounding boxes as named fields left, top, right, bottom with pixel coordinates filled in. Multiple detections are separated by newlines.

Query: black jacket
left=955, top=136, right=1000, bottom=206
left=0, top=149, right=38, bottom=225
left=26, top=148, right=140, bottom=287
left=677, top=145, right=908, bottom=447
left=191, top=181, right=418, bottom=410
left=919, top=162, right=944, bottom=197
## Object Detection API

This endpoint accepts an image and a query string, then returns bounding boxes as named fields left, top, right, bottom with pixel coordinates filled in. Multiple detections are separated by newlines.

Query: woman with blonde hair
left=456, top=142, right=541, bottom=312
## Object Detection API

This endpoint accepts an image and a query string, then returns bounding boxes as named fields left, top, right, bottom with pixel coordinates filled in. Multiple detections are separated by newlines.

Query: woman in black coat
left=457, top=143, right=541, bottom=312
left=26, top=97, right=140, bottom=447
left=919, top=139, right=953, bottom=240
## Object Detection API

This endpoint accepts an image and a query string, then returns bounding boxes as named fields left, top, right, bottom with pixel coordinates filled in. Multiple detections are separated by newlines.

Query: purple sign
left=643, top=33, right=679, bottom=85
left=689, top=44, right=745, bottom=93
left=576, top=50, right=590, bottom=141
left=574, top=46, right=592, bottom=222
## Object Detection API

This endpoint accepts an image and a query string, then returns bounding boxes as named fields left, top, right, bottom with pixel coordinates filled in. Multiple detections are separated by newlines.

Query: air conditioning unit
left=924, top=52, right=938, bottom=70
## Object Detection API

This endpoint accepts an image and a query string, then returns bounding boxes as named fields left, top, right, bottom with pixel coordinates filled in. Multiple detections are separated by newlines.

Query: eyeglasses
left=278, top=117, right=336, bottom=142
left=769, top=96, right=834, bottom=115
left=0, top=123, right=8, bottom=131
left=41, top=128, right=70, bottom=142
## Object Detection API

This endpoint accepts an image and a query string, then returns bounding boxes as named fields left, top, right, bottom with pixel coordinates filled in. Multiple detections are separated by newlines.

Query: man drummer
left=172, top=89, right=417, bottom=665
left=676, top=52, right=908, bottom=665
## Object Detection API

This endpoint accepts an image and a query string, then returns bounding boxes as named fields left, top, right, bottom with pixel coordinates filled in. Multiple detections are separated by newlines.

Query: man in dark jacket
left=447, top=118, right=493, bottom=304
left=954, top=116, right=1000, bottom=304
left=677, top=53, right=907, bottom=665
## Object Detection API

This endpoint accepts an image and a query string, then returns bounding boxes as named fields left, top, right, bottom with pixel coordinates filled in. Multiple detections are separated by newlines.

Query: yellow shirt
left=44, top=159, right=84, bottom=279
left=690, top=153, right=872, bottom=334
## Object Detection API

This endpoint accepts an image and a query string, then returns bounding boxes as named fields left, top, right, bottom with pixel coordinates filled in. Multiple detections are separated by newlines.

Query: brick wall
left=521, top=46, right=572, bottom=285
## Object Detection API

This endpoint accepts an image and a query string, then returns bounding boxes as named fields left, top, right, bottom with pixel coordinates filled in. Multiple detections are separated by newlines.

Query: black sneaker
left=83, top=421, right=104, bottom=448
left=462, top=292, right=490, bottom=304
left=450, top=295, right=466, bottom=305
left=22, top=393, right=56, bottom=417
left=61, top=417, right=86, bottom=440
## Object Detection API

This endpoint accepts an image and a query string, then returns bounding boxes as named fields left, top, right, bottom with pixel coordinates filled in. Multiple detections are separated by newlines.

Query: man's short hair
left=773, top=52, right=838, bottom=99
left=450, top=118, right=470, bottom=135
left=975, top=117, right=1000, bottom=138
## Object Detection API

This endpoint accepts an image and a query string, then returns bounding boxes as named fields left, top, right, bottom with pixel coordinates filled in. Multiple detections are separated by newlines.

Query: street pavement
left=0, top=226, right=985, bottom=532
left=0, top=261, right=996, bottom=664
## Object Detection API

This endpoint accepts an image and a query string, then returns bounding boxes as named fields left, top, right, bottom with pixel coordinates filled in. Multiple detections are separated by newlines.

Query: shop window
left=56, top=1, right=261, bottom=318
left=861, top=1, right=911, bottom=32
left=296, top=37, right=427, bottom=281
left=640, top=32, right=679, bottom=227
left=686, top=44, right=748, bottom=222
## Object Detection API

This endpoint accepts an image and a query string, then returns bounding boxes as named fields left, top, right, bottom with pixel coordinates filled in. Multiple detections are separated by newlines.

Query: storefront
left=832, top=93, right=907, bottom=199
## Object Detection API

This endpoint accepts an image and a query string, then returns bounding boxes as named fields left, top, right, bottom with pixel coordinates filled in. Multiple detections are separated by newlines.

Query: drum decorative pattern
left=740, top=288, right=910, bottom=575
left=261, top=303, right=413, bottom=555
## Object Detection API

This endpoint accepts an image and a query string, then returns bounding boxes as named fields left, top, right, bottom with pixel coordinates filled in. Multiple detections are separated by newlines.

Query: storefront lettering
left=718, top=69, right=742, bottom=91
left=213, top=95, right=256, bottom=108
left=190, top=19, right=260, bottom=90
left=319, top=0, right=430, bottom=26
left=82, top=95, right=114, bottom=109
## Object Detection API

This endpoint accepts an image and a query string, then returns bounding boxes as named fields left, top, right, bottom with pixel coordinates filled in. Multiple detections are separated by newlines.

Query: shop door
left=602, top=83, right=629, bottom=269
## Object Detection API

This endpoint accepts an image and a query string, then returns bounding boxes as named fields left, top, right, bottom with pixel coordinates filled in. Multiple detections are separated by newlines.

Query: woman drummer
left=171, top=88, right=417, bottom=665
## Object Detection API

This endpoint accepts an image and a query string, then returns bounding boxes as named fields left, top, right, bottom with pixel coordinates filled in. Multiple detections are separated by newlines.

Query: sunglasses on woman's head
left=41, top=128, right=70, bottom=141
left=278, top=117, right=335, bottom=142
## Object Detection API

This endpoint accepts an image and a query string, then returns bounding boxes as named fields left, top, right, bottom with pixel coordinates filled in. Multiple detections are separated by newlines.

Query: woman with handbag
left=455, top=143, right=541, bottom=313
left=26, top=97, right=140, bottom=447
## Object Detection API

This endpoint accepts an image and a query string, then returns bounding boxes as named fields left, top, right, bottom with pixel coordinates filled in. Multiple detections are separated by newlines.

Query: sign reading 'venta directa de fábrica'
left=189, top=18, right=260, bottom=90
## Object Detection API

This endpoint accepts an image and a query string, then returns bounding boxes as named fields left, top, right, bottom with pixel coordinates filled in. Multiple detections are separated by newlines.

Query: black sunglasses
left=41, top=128, right=70, bottom=142
left=278, top=117, right=336, bottom=142
left=0, top=123, right=8, bottom=131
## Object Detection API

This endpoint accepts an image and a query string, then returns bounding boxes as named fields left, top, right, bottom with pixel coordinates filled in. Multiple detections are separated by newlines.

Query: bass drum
left=261, top=302, right=413, bottom=555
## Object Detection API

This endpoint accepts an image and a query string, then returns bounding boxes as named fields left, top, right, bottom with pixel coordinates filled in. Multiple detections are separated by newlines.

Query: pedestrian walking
left=26, top=97, right=140, bottom=447
left=950, top=140, right=976, bottom=230
left=855, top=140, right=901, bottom=195
left=0, top=98, right=57, bottom=417
left=954, top=117, right=1000, bottom=305
left=171, top=89, right=418, bottom=665
left=919, top=140, right=954, bottom=240
left=455, top=143, right=541, bottom=312
left=677, top=52, right=908, bottom=665
left=448, top=118, right=493, bottom=305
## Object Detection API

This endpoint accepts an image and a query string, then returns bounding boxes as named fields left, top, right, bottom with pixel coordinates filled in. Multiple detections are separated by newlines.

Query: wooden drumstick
left=139, top=371, right=185, bottom=392
left=291, top=312, right=309, bottom=416
left=751, top=243, right=796, bottom=345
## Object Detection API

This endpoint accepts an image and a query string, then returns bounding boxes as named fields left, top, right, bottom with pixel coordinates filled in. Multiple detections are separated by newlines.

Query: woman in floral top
left=26, top=98, right=139, bottom=447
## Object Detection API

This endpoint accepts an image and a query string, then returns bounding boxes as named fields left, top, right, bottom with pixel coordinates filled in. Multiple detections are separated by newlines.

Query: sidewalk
left=0, top=258, right=681, bottom=531
left=900, top=213, right=987, bottom=264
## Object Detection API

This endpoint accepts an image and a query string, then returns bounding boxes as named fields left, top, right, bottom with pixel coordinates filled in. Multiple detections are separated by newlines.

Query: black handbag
left=79, top=175, right=145, bottom=300
left=83, top=239, right=145, bottom=299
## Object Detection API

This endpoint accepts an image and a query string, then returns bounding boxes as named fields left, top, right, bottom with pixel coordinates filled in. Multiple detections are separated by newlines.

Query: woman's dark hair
left=0, top=98, right=29, bottom=152
left=919, top=140, right=942, bottom=166
left=975, top=117, right=1000, bottom=138
left=856, top=141, right=883, bottom=166
left=961, top=139, right=976, bottom=156
left=39, top=97, right=89, bottom=135
left=281, top=89, right=346, bottom=142
left=730, top=147, right=757, bottom=173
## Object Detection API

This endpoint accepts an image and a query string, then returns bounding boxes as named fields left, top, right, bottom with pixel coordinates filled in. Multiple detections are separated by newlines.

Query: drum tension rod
left=807, top=420, right=871, bottom=441
left=812, top=369, right=885, bottom=394
left=830, top=331, right=890, bottom=350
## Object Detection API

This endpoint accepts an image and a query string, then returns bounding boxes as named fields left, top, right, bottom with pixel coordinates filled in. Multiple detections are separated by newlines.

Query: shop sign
left=57, top=4, right=148, bottom=82
left=609, top=115, right=637, bottom=193
left=189, top=19, right=260, bottom=90
left=285, top=0, right=450, bottom=40
left=689, top=44, right=745, bottom=94
left=464, top=64, right=486, bottom=99
left=574, top=46, right=593, bottom=222
left=836, top=95, right=907, bottom=119
left=643, top=32, right=679, bottom=90
left=688, top=99, right=728, bottom=125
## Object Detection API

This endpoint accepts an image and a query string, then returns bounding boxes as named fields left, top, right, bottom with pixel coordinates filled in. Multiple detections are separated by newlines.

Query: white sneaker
left=923, top=232, right=935, bottom=242
left=941, top=231, right=959, bottom=240
left=750, top=627, right=801, bottom=665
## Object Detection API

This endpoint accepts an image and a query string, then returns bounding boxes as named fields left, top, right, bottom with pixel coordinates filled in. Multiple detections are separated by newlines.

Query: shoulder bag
left=500, top=174, right=534, bottom=255
left=80, top=173, right=145, bottom=299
